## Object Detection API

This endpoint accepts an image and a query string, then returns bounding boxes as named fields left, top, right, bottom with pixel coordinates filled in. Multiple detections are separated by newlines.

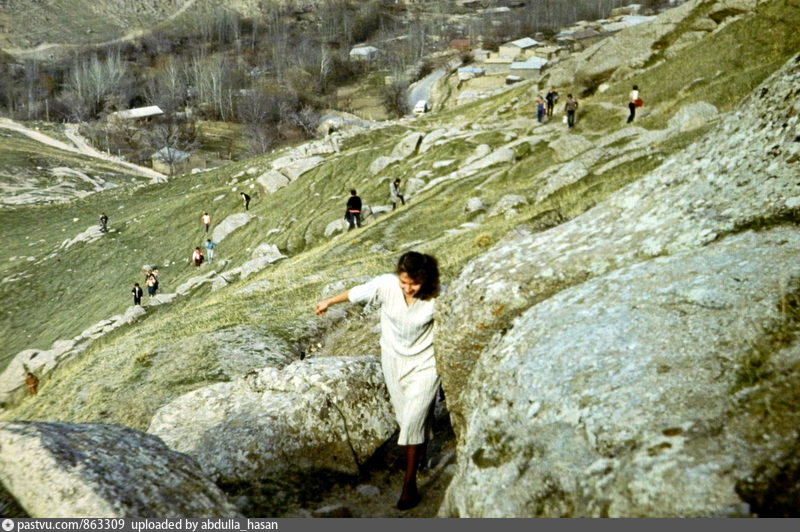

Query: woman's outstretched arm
left=315, top=290, right=350, bottom=316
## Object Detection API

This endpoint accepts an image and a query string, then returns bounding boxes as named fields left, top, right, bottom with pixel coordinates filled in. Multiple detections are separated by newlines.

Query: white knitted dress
left=349, top=274, right=440, bottom=445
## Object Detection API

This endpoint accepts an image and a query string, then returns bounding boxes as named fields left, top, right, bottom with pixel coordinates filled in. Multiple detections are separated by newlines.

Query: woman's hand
left=315, top=300, right=330, bottom=316
left=314, top=290, right=350, bottom=316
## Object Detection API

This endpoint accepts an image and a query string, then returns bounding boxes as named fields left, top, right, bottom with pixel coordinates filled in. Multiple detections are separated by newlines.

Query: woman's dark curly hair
left=396, top=251, right=440, bottom=300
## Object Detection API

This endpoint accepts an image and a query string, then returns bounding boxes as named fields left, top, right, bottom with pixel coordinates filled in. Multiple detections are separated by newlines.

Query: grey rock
left=148, top=357, right=397, bottom=484
left=356, top=484, right=381, bottom=497
left=668, top=102, right=719, bottom=132
left=440, top=228, right=800, bottom=517
left=464, top=144, right=492, bottom=166
left=211, top=213, right=255, bottom=243
left=419, top=129, right=450, bottom=153
left=312, top=503, right=353, bottom=518
left=405, top=178, right=426, bottom=196
left=257, top=170, right=290, bottom=194
left=487, top=194, right=527, bottom=218
left=391, top=132, right=424, bottom=159
left=548, top=134, right=594, bottom=163
left=251, top=243, right=285, bottom=261
left=464, top=197, right=487, bottom=214
left=370, top=156, right=402, bottom=175
left=0, top=421, right=241, bottom=518
left=324, top=218, right=349, bottom=238
left=278, top=156, right=325, bottom=181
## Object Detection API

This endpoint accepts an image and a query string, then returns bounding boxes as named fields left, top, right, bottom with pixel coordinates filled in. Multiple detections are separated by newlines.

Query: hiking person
left=315, top=251, right=441, bottom=511
left=99, top=213, right=109, bottom=233
left=192, top=247, right=204, bottom=267
left=536, top=96, right=546, bottom=123
left=146, top=273, right=158, bottom=299
left=241, top=192, right=251, bottom=211
left=205, top=239, right=216, bottom=264
left=344, top=189, right=362, bottom=231
left=545, top=87, right=559, bottom=117
left=390, top=178, right=405, bottom=211
left=201, top=212, right=211, bottom=233
left=628, top=84, right=641, bottom=123
left=131, top=283, right=143, bottom=305
left=25, top=370, right=38, bottom=395
left=564, top=94, right=579, bottom=128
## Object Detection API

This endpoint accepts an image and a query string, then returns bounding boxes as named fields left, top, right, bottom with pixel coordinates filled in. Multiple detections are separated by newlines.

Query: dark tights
left=397, top=444, right=422, bottom=509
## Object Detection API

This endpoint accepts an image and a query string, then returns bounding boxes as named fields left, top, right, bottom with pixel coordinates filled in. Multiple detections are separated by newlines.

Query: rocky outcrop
left=440, top=228, right=800, bottom=517
left=211, top=213, right=255, bottom=243
left=0, top=422, right=241, bottom=517
left=148, top=356, right=396, bottom=484
left=436, top=52, right=800, bottom=516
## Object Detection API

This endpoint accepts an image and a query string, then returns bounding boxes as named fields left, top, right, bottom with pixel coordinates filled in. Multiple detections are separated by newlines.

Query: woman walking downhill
left=315, top=251, right=441, bottom=510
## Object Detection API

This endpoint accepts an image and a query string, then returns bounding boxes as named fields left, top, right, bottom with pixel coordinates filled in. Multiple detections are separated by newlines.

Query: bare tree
left=63, top=50, right=131, bottom=120
left=145, top=56, right=187, bottom=114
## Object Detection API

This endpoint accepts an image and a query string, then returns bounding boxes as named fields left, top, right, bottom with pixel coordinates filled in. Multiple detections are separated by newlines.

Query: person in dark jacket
left=131, top=283, right=143, bottom=305
left=240, top=192, right=251, bottom=210
left=345, top=189, right=362, bottom=230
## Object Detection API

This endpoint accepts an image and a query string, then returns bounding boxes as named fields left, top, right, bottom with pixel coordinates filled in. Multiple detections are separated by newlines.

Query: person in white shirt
left=390, top=178, right=405, bottom=211
left=315, top=251, right=441, bottom=510
left=628, top=84, right=640, bottom=123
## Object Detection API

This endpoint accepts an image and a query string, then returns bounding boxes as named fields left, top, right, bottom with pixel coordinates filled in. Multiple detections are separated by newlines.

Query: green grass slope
left=1, top=0, right=799, bottom=433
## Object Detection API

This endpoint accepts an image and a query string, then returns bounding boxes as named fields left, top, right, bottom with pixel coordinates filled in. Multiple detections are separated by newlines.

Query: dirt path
left=0, top=118, right=166, bottom=181
left=2, top=0, right=199, bottom=60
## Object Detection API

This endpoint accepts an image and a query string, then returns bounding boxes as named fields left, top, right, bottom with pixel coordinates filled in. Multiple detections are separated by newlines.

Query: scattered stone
left=464, top=197, right=487, bottom=214
left=356, top=484, right=381, bottom=497
left=312, top=504, right=353, bottom=518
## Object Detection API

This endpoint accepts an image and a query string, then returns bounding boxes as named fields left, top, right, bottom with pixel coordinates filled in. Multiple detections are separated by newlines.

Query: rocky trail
left=0, top=118, right=166, bottom=181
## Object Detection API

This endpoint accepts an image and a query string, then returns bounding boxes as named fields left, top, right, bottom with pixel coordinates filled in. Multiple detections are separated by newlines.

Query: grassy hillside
left=1, top=0, right=799, bottom=434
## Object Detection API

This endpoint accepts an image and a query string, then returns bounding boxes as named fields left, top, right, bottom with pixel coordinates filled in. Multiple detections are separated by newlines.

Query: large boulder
left=148, top=356, right=396, bottom=484
left=440, top=228, right=800, bottom=517
left=0, top=422, right=241, bottom=517
left=391, top=132, right=424, bottom=159
left=211, top=213, right=255, bottom=243
left=277, top=156, right=325, bottom=181
left=257, top=170, right=290, bottom=194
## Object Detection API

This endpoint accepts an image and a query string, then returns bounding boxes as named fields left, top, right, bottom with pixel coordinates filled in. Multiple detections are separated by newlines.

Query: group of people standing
left=132, top=268, right=159, bottom=305
left=344, top=178, right=407, bottom=231
left=535, top=84, right=643, bottom=128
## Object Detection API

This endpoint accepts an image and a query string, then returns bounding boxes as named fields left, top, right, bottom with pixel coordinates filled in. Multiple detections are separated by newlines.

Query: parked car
left=414, top=100, right=430, bottom=114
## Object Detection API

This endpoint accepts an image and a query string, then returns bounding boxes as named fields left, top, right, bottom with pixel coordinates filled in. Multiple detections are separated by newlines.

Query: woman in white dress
left=315, top=251, right=441, bottom=510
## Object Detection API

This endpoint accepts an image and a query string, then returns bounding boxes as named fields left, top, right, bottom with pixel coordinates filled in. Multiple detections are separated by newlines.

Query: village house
left=498, top=37, right=541, bottom=59
left=349, top=45, right=379, bottom=61
left=555, top=28, right=606, bottom=51
left=509, top=56, right=548, bottom=79
left=150, top=146, right=197, bottom=176
left=109, top=105, right=164, bottom=123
